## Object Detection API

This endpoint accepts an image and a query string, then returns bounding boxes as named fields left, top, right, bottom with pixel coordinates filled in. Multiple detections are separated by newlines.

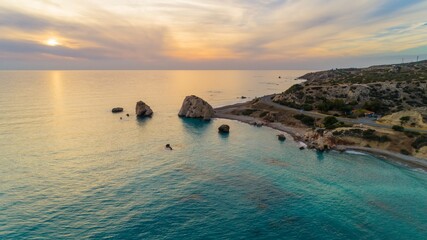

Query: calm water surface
left=0, top=71, right=426, bottom=239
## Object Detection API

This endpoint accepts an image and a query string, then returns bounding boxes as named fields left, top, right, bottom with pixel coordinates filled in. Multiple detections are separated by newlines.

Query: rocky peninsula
left=214, top=61, right=427, bottom=170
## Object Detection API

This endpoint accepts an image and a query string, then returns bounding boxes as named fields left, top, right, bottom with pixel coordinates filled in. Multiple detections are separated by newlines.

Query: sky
left=0, top=0, right=427, bottom=70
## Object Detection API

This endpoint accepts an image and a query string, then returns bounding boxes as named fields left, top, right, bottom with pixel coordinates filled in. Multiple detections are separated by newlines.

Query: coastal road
left=256, top=95, right=427, bottom=133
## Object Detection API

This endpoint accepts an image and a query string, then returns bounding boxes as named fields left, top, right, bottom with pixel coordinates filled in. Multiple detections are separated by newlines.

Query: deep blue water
left=0, top=71, right=426, bottom=239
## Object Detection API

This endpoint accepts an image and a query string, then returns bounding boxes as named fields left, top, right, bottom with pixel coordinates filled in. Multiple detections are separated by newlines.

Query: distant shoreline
left=214, top=102, right=427, bottom=172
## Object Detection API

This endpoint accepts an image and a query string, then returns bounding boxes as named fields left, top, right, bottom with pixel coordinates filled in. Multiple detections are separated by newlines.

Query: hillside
left=273, top=60, right=427, bottom=116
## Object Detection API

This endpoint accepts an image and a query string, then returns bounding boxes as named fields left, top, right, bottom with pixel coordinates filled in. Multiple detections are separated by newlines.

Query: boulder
left=135, top=101, right=153, bottom=117
left=218, top=124, right=230, bottom=133
left=112, top=107, right=124, bottom=113
left=277, top=134, right=286, bottom=141
left=178, top=95, right=214, bottom=120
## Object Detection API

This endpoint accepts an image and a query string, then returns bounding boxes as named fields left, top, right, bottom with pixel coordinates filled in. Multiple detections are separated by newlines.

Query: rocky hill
left=273, top=60, right=427, bottom=116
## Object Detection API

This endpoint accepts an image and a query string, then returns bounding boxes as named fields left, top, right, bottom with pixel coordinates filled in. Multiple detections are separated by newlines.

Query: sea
left=0, top=70, right=426, bottom=239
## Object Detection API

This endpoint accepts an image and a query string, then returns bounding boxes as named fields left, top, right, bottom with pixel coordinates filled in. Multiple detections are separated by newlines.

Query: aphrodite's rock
left=178, top=95, right=214, bottom=120
left=277, top=134, right=286, bottom=141
left=112, top=107, right=124, bottom=113
left=135, top=101, right=153, bottom=117
left=304, top=130, right=336, bottom=151
left=218, top=124, right=230, bottom=133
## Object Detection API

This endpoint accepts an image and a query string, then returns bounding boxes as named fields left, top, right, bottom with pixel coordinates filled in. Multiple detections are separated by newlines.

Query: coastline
left=214, top=105, right=427, bottom=172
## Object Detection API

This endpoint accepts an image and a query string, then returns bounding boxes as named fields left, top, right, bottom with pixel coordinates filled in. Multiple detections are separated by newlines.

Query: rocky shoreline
left=214, top=103, right=427, bottom=171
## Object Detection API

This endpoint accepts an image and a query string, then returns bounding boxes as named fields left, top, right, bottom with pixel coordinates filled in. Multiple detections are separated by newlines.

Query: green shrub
left=323, top=116, right=339, bottom=129
left=259, top=111, right=269, bottom=118
left=333, top=128, right=390, bottom=142
left=400, top=149, right=411, bottom=155
left=316, top=99, right=353, bottom=114
left=404, top=130, right=421, bottom=138
left=392, top=125, right=404, bottom=132
left=363, top=100, right=390, bottom=114
left=241, top=109, right=257, bottom=116
left=302, top=104, right=313, bottom=111
left=285, top=84, right=303, bottom=94
left=400, top=116, right=410, bottom=125
left=294, top=114, right=315, bottom=127
left=412, top=135, right=427, bottom=149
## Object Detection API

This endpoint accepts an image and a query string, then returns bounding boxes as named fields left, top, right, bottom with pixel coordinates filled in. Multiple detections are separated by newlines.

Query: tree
left=400, top=116, right=410, bottom=125
left=392, top=125, right=404, bottom=132
left=323, top=116, right=339, bottom=129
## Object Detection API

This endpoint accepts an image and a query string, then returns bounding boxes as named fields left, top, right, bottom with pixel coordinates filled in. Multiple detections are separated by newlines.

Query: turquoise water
left=0, top=71, right=426, bottom=239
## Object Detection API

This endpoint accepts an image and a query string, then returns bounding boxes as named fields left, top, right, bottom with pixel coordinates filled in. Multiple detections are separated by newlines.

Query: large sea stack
left=135, top=101, right=153, bottom=117
left=178, top=95, right=214, bottom=120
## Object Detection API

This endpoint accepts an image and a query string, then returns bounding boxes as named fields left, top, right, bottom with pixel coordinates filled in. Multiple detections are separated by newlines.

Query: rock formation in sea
left=304, top=128, right=336, bottom=151
left=218, top=124, right=230, bottom=133
left=178, top=95, right=214, bottom=120
left=112, top=107, right=124, bottom=113
left=135, top=101, right=153, bottom=117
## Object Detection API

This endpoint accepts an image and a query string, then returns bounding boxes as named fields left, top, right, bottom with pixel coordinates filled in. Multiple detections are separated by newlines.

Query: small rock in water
left=218, top=124, right=230, bottom=133
left=277, top=134, right=286, bottom=141
left=126, top=114, right=130, bottom=117
left=299, top=146, right=305, bottom=150
left=165, top=144, right=173, bottom=150
left=112, top=107, right=124, bottom=113
left=241, top=96, right=247, bottom=99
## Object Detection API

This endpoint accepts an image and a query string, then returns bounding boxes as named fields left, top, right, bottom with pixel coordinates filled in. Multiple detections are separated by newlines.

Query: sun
left=46, top=38, right=59, bottom=46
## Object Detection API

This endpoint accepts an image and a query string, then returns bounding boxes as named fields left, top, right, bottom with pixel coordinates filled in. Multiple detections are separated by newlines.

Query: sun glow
left=46, top=38, right=59, bottom=46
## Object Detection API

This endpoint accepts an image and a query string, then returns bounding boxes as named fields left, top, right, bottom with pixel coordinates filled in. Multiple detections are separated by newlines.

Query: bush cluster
left=392, top=125, right=404, bottom=132
left=333, top=128, right=390, bottom=142
left=412, top=135, right=427, bottom=149
left=294, top=114, right=315, bottom=127
left=316, top=99, right=353, bottom=113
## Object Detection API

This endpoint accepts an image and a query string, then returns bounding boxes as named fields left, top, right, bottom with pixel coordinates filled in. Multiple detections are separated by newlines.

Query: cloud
left=0, top=7, right=173, bottom=63
left=0, top=9, right=53, bottom=31
left=370, top=0, right=424, bottom=17
left=0, top=0, right=426, bottom=69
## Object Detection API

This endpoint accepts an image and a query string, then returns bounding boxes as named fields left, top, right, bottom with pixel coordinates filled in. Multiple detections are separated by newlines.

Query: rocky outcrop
left=304, top=129, right=336, bottom=151
left=378, top=110, right=427, bottom=128
left=112, top=107, right=124, bottom=113
left=135, top=101, right=153, bottom=117
left=218, top=124, right=230, bottom=133
left=178, top=95, right=214, bottom=120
